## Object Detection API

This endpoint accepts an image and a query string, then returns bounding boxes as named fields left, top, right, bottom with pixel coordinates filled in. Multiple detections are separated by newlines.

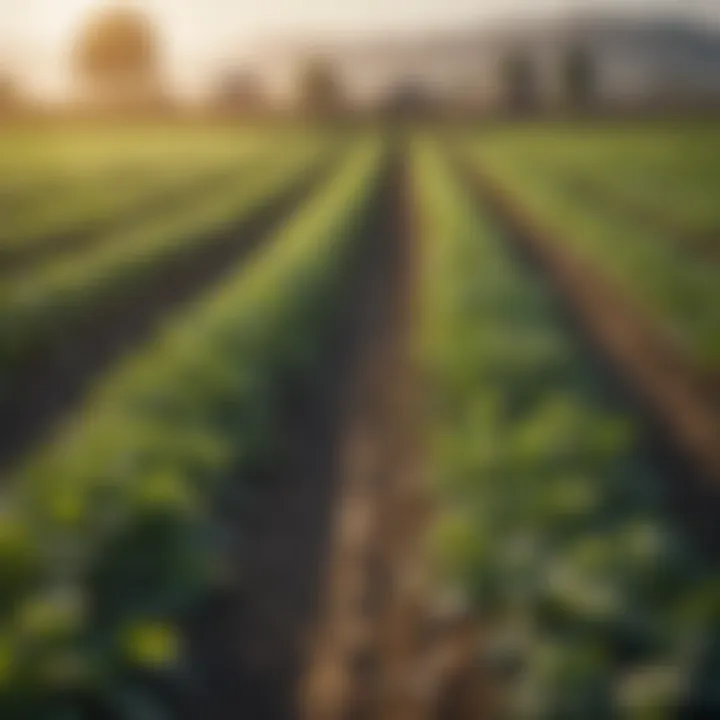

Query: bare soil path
left=299, top=144, right=424, bottom=720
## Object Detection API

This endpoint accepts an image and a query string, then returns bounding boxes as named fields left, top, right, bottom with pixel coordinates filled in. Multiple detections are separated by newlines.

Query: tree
left=0, top=75, right=19, bottom=113
left=562, top=45, right=597, bottom=110
left=501, top=52, right=538, bottom=115
left=382, top=80, right=435, bottom=120
left=73, top=6, right=161, bottom=105
left=297, top=58, right=343, bottom=117
left=215, top=69, right=264, bottom=115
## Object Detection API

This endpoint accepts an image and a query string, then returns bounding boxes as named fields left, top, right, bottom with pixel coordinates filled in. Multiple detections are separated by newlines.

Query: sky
left=1, top=0, right=718, bottom=100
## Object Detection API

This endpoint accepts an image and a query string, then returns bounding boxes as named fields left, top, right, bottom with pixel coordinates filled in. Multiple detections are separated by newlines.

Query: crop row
left=0, top=137, right=384, bottom=717
left=0, top=128, right=265, bottom=202
left=465, top=142, right=720, bottom=370
left=415, top=140, right=719, bottom=717
left=0, top=131, right=302, bottom=246
left=469, top=126, right=720, bottom=238
left=0, top=143, right=295, bottom=277
left=0, top=147, right=259, bottom=252
left=0, top=139, right=333, bottom=385
left=0, top=131, right=298, bottom=246
left=522, top=168, right=719, bottom=262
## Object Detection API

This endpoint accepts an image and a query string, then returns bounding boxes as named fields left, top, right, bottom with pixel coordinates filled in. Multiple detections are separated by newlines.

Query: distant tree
left=297, top=58, right=343, bottom=117
left=501, top=52, right=538, bottom=114
left=0, top=75, right=19, bottom=113
left=215, top=69, right=264, bottom=114
left=562, top=45, right=597, bottom=110
left=382, top=80, right=435, bottom=119
left=73, top=7, right=161, bottom=105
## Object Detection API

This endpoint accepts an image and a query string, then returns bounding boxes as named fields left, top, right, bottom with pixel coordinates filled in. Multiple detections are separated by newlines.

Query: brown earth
left=298, top=143, right=424, bottom=720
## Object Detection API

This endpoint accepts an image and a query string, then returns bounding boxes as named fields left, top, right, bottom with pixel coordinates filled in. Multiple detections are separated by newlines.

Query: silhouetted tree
left=215, top=69, right=264, bottom=114
left=73, top=7, right=161, bottom=105
left=0, top=75, right=19, bottom=113
left=298, top=58, right=343, bottom=117
left=562, top=45, right=597, bottom=110
left=501, top=52, right=538, bottom=115
left=382, top=80, right=435, bottom=120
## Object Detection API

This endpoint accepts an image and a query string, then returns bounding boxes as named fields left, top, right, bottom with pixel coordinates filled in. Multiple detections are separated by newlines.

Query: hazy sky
left=1, top=0, right=718, bottom=99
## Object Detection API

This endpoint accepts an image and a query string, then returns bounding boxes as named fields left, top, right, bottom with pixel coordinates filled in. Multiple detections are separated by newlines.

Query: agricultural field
left=464, top=124, right=720, bottom=367
left=0, top=122, right=718, bottom=719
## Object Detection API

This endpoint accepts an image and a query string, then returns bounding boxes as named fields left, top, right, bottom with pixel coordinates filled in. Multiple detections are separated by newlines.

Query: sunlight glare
left=36, top=0, right=104, bottom=47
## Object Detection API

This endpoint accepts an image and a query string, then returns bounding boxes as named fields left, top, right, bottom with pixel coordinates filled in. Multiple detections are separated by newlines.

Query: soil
left=299, top=142, right=423, bottom=720
left=0, top=154, right=337, bottom=475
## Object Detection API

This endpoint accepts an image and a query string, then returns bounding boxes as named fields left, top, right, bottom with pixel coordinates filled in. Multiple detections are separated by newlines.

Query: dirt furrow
left=299, top=143, right=437, bottom=720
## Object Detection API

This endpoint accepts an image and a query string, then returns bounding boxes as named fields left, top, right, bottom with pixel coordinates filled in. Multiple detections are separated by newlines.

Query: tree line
left=1, top=6, right=599, bottom=118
